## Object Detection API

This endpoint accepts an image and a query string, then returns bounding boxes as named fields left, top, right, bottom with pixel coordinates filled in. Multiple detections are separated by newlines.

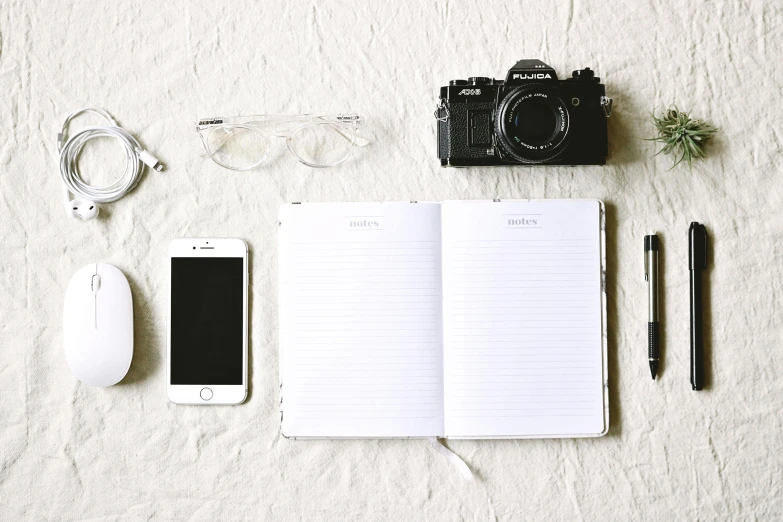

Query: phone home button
left=200, top=387, right=213, bottom=401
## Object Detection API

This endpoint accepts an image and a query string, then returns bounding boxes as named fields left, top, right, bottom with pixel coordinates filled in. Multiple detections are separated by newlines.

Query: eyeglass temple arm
left=331, top=125, right=369, bottom=147
left=200, top=122, right=369, bottom=155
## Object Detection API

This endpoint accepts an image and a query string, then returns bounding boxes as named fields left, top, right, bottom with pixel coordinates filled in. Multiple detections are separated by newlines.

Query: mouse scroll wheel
left=91, top=274, right=101, bottom=292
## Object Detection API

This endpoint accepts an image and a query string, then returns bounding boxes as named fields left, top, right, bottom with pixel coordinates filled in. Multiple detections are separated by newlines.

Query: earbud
left=68, top=199, right=100, bottom=221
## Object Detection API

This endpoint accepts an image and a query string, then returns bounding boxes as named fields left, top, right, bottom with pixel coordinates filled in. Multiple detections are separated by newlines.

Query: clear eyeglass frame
left=195, top=114, right=367, bottom=171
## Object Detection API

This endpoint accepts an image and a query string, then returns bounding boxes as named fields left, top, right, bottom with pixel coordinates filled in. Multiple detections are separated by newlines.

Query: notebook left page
left=278, top=203, right=444, bottom=438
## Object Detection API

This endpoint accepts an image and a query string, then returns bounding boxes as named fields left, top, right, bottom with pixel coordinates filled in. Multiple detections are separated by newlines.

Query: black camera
left=436, top=59, right=612, bottom=167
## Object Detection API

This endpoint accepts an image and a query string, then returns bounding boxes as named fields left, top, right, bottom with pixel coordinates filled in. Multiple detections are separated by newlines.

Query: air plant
left=649, top=106, right=717, bottom=169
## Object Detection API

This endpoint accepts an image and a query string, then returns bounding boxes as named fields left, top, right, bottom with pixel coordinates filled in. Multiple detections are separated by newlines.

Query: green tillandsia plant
left=649, top=106, right=718, bottom=170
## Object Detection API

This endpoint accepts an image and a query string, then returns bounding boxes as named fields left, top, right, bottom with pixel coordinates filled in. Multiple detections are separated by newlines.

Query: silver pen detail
left=644, top=230, right=660, bottom=380
left=645, top=231, right=659, bottom=323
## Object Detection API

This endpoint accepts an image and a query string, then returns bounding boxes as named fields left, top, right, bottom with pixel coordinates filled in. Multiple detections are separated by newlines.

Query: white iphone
left=167, top=238, right=248, bottom=405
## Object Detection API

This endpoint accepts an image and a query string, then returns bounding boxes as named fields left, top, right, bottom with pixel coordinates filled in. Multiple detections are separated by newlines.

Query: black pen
left=689, top=222, right=708, bottom=390
left=644, top=231, right=660, bottom=379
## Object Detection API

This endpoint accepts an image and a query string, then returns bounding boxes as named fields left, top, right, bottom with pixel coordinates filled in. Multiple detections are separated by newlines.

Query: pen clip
left=644, top=251, right=649, bottom=281
left=702, top=228, right=709, bottom=269
left=689, top=223, right=708, bottom=270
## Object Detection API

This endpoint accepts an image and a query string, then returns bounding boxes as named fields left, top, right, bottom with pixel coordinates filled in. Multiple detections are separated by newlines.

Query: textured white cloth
left=1, top=0, right=782, bottom=520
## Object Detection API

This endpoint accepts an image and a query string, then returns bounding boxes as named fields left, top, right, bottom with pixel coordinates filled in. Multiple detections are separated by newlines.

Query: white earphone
left=57, top=108, right=164, bottom=221
left=68, top=199, right=100, bottom=221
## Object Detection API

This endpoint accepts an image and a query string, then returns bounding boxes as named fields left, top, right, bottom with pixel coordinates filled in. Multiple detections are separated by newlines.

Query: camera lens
left=495, top=85, right=570, bottom=163
left=512, top=98, right=558, bottom=143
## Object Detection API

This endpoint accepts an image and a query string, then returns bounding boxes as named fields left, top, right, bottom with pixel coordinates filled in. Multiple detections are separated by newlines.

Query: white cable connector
left=57, top=108, right=164, bottom=220
left=136, top=148, right=164, bottom=172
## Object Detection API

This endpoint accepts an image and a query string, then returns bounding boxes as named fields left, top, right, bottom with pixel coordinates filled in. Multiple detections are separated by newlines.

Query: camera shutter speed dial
left=571, top=68, right=598, bottom=82
left=468, top=77, right=492, bottom=85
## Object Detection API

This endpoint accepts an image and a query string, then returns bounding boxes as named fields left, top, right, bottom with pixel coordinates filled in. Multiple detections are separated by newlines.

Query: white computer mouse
left=63, top=263, right=133, bottom=386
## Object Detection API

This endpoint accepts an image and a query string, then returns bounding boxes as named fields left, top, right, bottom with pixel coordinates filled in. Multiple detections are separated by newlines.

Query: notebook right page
left=441, top=200, right=607, bottom=438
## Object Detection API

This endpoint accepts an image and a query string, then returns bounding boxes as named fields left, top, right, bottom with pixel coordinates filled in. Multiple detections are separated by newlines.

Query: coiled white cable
left=57, top=108, right=163, bottom=218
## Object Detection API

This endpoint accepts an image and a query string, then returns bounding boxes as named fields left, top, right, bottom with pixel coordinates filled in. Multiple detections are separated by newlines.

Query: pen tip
left=649, top=361, right=658, bottom=380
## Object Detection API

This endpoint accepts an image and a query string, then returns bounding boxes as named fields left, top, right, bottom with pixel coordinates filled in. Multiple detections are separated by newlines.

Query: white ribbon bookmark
left=428, top=437, right=474, bottom=481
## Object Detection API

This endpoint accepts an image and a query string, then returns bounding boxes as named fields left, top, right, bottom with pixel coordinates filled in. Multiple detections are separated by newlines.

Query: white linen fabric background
left=1, top=0, right=782, bottom=520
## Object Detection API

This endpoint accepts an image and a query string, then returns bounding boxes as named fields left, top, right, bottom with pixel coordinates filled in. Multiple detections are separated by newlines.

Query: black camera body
left=436, top=59, right=612, bottom=167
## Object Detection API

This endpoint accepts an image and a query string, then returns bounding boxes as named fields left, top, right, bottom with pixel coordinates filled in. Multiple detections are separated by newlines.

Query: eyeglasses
left=196, top=114, right=367, bottom=170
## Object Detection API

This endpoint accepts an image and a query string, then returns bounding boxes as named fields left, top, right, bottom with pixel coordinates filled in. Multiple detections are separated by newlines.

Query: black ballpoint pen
left=689, top=222, right=708, bottom=390
left=644, top=231, right=660, bottom=379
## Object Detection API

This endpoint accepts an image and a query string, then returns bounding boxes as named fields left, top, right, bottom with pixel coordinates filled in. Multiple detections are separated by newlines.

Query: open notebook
left=278, top=200, right=608, bottom=439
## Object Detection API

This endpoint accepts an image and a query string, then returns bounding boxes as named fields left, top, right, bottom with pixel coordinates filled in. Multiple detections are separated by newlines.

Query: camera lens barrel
left=495, top=85, right=571, bottom=163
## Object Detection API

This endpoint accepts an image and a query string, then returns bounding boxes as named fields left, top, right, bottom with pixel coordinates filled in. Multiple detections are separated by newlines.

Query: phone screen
left=170, top=257, right=244, bottom=385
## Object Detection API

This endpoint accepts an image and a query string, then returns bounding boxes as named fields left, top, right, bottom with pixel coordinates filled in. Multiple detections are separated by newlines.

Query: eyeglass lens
left=288, top=123, right=355, bottom=167
left=207, top=126, right=268, bottom=170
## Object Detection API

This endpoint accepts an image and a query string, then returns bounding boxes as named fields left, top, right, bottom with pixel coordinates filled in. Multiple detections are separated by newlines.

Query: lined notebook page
left=441, top=200, right=606, bottom=438
left=279, top=203, right=444, bottom=438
